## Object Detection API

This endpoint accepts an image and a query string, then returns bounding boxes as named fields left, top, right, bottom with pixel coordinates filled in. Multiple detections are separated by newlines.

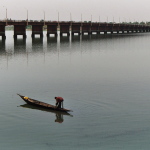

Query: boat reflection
left=55, top=113, right=64, bottom=123
left=20, top=104, right=73, bottom=123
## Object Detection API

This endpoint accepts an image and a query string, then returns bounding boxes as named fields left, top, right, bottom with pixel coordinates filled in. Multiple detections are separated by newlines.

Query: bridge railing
left=0, top=19, right=149, bottom=27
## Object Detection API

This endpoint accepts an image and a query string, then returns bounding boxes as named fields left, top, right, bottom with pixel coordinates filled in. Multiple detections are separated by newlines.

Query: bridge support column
left=81, top=23, right=92, bottom=35
left=72, top=32, right=80, bottom=36
left=47, top=25, right=57, bottom=37
left=31, top=25, right=43, bottom=38
left=14, top=34, right=27, bottom=39
left=60, top=32, right=70, bottom=37
left=59, top=24, right=70, bottom=37
left=47, top=33, right=57, bottom=37
left=81, top=32, right=91, bottom=35
left=71, top=24, right=81, bottom=36
left=0, top=25, right=6, bottom=40
left=91, top=24, right=99, bottom=35
left=2, top=35, right=6, bottom=40
left=14, top=25, right=26, bottom=39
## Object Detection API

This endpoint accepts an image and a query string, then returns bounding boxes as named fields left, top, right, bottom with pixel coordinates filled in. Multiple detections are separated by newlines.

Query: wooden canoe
left=17, top=94, right=72, bottom=112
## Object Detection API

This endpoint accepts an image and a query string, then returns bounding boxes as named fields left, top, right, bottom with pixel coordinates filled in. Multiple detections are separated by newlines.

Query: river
left=1, top=31, right=150, bottom=150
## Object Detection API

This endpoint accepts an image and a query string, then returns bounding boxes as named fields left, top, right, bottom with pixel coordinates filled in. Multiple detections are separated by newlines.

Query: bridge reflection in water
left=1, top=32, right=147, bottom=57
left=0, top=40, right=5, bottom=54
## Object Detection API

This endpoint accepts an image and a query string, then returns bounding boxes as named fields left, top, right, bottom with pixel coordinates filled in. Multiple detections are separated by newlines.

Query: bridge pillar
left=91, top=23, right=99, bottom=35
left=0, top=25, right=6, bottom=40
left=31, top=25, right=43, bottom=38
left=71, top=23, right=81, bottom=36
left=47, top=25, right=57, bottom=37
left=104, top=31, right=107, bottom=34
left=14, top=25, right=26, bottom=39
left=81, top=23, right=91, bottom=35
left=59, top=24, right=70, bottom=37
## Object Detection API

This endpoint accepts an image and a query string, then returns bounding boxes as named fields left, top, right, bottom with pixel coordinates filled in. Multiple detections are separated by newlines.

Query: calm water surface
left=1, top=31, right=150, bottom=150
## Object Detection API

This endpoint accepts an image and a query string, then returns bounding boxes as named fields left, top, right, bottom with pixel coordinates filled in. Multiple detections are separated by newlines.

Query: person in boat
left=55, top=97, right=64, bottom=108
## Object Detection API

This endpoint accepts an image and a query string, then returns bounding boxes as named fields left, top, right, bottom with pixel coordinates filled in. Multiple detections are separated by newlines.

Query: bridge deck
left=0, top=20, right=149, bottom=39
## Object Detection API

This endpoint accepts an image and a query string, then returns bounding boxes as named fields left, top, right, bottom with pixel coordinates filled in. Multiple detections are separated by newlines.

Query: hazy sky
left=0, top=0, right=149, bottom=22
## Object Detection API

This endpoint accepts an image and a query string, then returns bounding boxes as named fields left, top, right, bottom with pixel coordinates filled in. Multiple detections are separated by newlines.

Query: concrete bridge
left=0, top=20, right=150, bottom=40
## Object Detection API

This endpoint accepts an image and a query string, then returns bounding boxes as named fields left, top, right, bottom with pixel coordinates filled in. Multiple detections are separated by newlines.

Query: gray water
left=1, top=31, right=150, bottom=150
